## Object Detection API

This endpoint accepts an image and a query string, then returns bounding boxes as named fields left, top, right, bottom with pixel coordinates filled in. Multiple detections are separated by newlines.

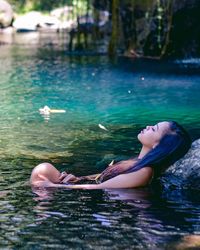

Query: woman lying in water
left=30, top=121, right=191, bottom=189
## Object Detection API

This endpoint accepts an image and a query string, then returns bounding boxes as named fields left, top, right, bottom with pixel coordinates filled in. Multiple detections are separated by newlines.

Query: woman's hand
left=99, top=159, right=136, bottom=182
left=59, top=172, right=81, bottom=184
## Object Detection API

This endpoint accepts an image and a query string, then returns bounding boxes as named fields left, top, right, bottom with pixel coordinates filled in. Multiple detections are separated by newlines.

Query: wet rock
left=13, top=11, right=61, bottom=32
left=160, top=139, right=200, bottom=190
left=13, top=11, right=41, bottom=32
left=0, top=0, right=13, bottom=28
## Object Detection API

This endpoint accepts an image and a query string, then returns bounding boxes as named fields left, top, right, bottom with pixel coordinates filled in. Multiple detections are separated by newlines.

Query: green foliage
left=8, top=0, right=73, bottom=13
left=7, top=0, right=199, bottom=58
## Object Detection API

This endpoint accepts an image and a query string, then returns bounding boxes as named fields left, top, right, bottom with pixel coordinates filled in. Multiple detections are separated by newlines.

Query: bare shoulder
left=132, top=167, right=153, bottom=186
left=140, top=166, right=153, bottom=175
left=137, top=167, right=153, bottom=186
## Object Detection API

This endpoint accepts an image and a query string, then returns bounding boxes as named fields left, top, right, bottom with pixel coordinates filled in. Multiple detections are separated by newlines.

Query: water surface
left=0, top=32, right=200, bottom=249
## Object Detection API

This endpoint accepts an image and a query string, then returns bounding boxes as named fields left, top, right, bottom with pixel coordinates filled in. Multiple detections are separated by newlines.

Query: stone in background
left=0, top=0, right=13, bottom=28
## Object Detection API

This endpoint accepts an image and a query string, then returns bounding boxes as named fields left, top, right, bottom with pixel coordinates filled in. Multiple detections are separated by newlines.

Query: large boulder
left=13, top=11, right=61, bottom=32
left=0, top=0, right=13, bottom=28
left=160, top=139, right=200, bottom=190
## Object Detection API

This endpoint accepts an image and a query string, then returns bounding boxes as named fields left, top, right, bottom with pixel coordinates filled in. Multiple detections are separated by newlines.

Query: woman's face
left=137, top=121, right=170, bottom=149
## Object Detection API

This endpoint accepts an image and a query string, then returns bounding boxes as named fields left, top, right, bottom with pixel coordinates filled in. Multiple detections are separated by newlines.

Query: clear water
left=0, top=33, right=200, bottom=249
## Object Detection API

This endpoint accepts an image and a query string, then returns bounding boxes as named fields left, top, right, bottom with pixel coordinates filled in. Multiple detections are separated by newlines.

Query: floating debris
left=98, top=123, right=108, bottom=131
left=141, top=77, right=145, bottom=80
left=39, top=105, right=51, bottom=115
left=109, top=160, right=115, bottom=166
left=128, top=90, right=131, bottom=93
left=39, top=105, right=66, bottom=115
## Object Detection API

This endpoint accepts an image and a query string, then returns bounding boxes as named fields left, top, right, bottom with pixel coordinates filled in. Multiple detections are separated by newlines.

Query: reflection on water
left=2, top=185, right=199, bottom=249
left=0, top=30, right=69, bottom=49
left=106, top=188, right=152, bottom=209
left=0, top=33, right=200, bottom=249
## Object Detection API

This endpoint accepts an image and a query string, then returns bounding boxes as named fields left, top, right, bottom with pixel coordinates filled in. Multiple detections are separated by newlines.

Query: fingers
left=70, top=177, right=81, bottom=183
left=59, top=171, right=68, bottom=181
left=60, top=174, right=77, bottom=184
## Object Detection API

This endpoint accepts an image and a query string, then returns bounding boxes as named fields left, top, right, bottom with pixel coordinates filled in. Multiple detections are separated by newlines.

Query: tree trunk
left=108, top=0, right=119, bottom=58
left=160, top=0, right=174, bottom=58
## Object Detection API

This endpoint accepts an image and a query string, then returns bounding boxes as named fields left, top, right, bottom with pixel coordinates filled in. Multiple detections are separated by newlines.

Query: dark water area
left=118, top=57, right=200, bottom=75
left=0, top=32, right=200, bottom=249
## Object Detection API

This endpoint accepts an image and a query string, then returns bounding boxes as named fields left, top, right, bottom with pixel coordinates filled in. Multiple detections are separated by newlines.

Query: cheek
left=138, top=132, right=157, bottom=147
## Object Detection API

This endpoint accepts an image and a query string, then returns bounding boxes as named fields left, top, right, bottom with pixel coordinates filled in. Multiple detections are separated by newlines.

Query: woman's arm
left=59, top=173, right=101, bottom=183
left=79, top=173, right=101, bottom=181
left=45, top=167, right=153, bottom=189
left=60, top=159, right=137, bottom=183
left=98, top=167, right=153, bottom=189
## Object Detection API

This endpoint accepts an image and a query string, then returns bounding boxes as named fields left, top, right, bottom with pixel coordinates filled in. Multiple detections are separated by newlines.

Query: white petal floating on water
left=39, top=105, right=51, bottom=115
left=98, top=124, right=108, bottom=131
left=39, top=106, right=66, bottom=115
left=50, top=109, right=66, bottom=113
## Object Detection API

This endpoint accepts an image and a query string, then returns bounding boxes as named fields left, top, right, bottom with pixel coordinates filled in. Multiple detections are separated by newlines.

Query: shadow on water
left=1, top=154, right=200, bottom=248
left=24, top=185, right=200, bottom=249
left=34, top=46, right=200, bottom=76
left=116, top=57, right=200, bottom=75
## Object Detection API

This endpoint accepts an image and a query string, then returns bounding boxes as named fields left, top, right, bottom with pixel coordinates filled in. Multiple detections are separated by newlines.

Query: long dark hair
left=124, top=121, right=191, bottom=176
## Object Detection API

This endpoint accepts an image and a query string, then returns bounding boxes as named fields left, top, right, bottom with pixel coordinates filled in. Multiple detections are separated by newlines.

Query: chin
left=137, top=133, right=149, bottom=147
left=137, top=133, right=142, bottom=142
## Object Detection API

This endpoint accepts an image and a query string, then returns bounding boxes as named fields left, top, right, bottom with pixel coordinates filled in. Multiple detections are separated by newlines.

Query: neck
left=138, top=145, right=152, bottom=159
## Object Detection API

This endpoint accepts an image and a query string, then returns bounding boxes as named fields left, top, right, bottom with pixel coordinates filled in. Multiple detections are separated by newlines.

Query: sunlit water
left=0, top=32, right=200, bottom=249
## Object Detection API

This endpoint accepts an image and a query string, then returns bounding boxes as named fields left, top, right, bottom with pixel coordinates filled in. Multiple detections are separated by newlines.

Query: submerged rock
left=160, top=139, right=200, bottom=190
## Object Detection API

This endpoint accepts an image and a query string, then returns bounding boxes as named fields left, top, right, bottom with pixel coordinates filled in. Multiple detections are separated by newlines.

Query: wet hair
left=124, top=121, right=192, bottom=176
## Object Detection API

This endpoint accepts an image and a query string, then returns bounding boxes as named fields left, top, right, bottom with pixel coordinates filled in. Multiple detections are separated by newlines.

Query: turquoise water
left=0, top=33, right=200, bottom=249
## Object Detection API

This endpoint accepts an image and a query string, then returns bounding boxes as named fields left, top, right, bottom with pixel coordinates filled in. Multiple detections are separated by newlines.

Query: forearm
left=98, top=174, right=134, bottom=189
left=98, top=167, right=153, bottom=189
left=42, top=167, right=152, bottom=189
left=52, top=172, right=148, bottom=189
left=50, top=183, right=101, bottom=189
